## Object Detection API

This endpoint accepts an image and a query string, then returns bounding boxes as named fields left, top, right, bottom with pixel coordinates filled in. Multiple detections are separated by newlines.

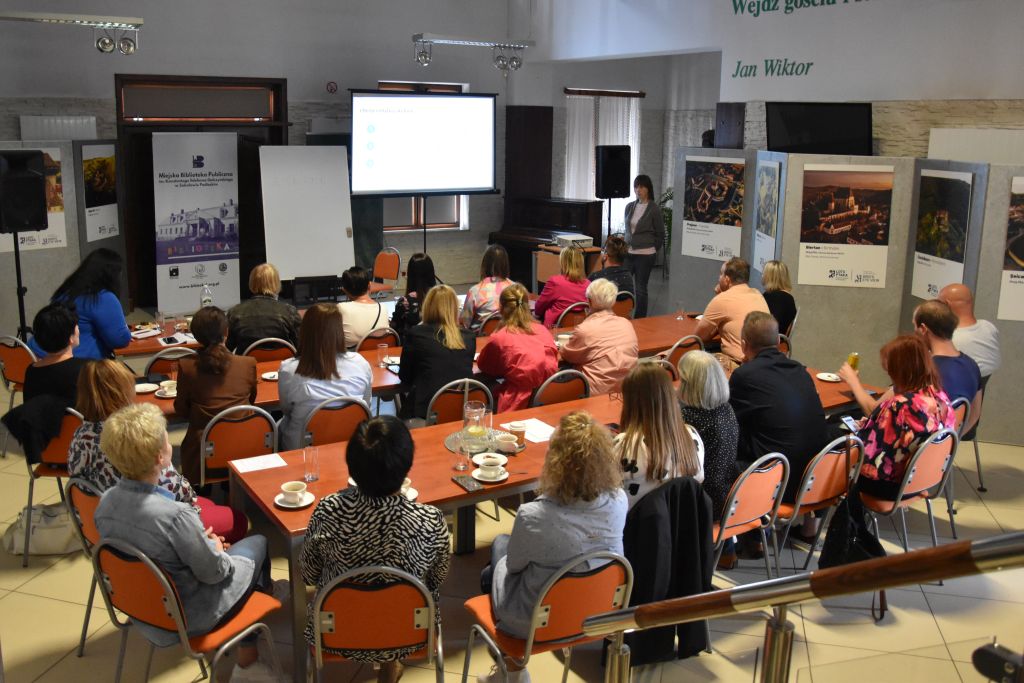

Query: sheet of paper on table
left=158, top=332, right=196, bottom=346
left=233, top=453, right=288, bottom=473
left=500, top=418, right=555, bottom=443
left=131, top=328, right=161, bottom=339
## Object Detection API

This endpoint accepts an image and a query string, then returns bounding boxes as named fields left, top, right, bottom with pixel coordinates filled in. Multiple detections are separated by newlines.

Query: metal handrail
left=585, top=531, right=1024, bottom=682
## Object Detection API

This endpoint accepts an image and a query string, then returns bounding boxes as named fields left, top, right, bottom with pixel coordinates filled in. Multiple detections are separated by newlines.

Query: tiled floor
left=1, top=371, right=1022, bottom=681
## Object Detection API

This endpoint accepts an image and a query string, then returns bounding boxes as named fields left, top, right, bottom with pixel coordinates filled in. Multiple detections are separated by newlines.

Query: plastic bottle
left=200, top=284, right=214, bottom=308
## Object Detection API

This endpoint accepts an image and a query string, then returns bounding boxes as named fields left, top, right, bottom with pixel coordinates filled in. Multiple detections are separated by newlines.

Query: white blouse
left=615, top=426, right=705, bottom=509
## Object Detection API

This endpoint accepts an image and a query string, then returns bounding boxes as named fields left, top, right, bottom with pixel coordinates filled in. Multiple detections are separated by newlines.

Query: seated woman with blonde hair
left=476, top=283, right=558, bottom=412
left=69, top=360, right=248, bottom=542
left=761, top=260, right=797, bottom=337
left=617, top=361, right=704, bottom=508
left=533, top=246, right=590, bottom=327
left=559, top=278, right=638, bottom=395
left=227, top=262, right=301, bottom=353
left=399, top=284, right=476, bottom=420
left=479, top=411, right=626, bottom=683
left=94, top=403, right=276, bottom=679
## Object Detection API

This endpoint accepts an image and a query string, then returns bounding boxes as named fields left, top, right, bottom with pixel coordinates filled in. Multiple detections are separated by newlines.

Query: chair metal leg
left=142, top=641, right=155, bottom=681
left=77, top=575, right=97, bottom=656
left=801, top=507, right=835, bottom=571
left=925, top=499, right=939, bottom=549
left=897, top=509, right=910, bottom=552
left=759, top=527, right=773, bottom=579
left=704, top=620, right=713, bottom=654
left=3, top=392, right=13, bottom=457
left=460, top=626, right=476, bottom=683
left=22, top=476, right=34, bottom=567
left=57, top=477, right=65, bottom=503
left=944, top=480, right=959, bottom=539
left=114, top=628, right=129, bottom=683
left=973, top=439, right=987, bottom=492
left=770, top=527, right=782, bottom=578
left=561, top=646, right=572, bottom=683
left=198, top=656, right=208, bottom=680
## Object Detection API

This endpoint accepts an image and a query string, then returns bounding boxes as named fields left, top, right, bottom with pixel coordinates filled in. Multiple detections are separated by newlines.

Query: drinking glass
left=377, top=343, right=389, bottom=368
left=155, top=310, right=166, bottom=330
left=482, top=408, right=494, bottom=450
left=675, top=300, right=686, bottom=321
left=452, top=433, right=470, bottom=471
left=303, top=446, right=320, bottom=482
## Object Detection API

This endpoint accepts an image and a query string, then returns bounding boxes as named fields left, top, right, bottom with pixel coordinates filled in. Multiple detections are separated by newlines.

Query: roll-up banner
left=151, top=132, right=240, bottom=314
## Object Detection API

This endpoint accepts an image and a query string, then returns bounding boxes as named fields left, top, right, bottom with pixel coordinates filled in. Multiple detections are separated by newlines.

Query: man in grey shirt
left=939, top=283, right=1001, bottom=378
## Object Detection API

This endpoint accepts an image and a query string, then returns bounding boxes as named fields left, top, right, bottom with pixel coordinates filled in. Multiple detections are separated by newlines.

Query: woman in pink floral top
left=69, top=360, right=249, bottom=542
left=459, top=245, right=513, bottom=329
left=854, top=335, right=955, bottom=499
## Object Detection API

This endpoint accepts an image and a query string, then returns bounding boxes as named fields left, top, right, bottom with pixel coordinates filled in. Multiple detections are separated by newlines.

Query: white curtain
left=564, top=95, right=640, bottom=235
left=596, top=96, right=640, bottom=233
left=564, top=96, right=595, bottom=201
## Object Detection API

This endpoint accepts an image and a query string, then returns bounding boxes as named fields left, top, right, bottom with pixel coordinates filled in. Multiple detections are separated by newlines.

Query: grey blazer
left=623, top=201, right=665, bottom=251
left=95, top=478, right=255, bottom=644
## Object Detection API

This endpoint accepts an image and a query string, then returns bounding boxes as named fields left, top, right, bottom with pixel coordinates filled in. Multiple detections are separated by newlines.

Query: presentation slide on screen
left=351, top=93, right=495, bottom=195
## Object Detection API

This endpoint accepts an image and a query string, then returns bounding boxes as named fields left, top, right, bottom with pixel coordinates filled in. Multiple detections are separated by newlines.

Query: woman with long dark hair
left=389, top=253, right=436, bottom=339
left=174, top=306, right=257, bottom=483
left=623, top=175, right=664, bottom=319
left=278, top=303, right=373, bottom=450
left=30, top=248, right=131, bottom=359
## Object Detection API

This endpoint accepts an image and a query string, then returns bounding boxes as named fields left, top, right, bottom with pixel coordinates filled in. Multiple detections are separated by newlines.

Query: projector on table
left=554, top=233, right=593, bottom=249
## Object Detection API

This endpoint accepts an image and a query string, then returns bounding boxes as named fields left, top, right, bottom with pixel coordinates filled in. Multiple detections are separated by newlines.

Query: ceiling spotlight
left=493, top=46, right=509, bottom=72
left=414, top=40, right=432, bottom=66
left=509, top=49, right=523, bottom=71
left=96, top=33, right=114, bottom=52
left=118, top=35, right=136, bottom=54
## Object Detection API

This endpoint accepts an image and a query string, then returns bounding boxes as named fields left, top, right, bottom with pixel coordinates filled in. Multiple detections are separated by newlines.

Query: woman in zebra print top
left=301, top=416, right=449, bottom=682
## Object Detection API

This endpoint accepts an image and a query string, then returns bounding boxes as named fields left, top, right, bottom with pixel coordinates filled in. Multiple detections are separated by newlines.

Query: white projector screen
left=350, top=91, right=496, bottom=196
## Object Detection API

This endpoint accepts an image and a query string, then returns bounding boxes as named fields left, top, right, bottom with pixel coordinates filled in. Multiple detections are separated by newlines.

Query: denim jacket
left=95, top=478, right=254, bottom=643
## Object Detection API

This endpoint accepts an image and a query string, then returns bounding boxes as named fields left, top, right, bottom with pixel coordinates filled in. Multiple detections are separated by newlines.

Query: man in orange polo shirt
left=694, top=257, right=770, bottom=369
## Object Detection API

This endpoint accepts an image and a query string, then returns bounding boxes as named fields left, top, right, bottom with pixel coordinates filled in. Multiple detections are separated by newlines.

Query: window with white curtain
left=563, top=91, right=642, bottom=235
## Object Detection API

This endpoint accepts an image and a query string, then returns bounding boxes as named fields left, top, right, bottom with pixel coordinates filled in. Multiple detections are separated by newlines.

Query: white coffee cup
left=495, top=433, right=519, bottom=453
left=400, top=477, right=412, bottom=495
left=508, top=421, right=527, bottom=446
left=556, top=333, right=572, bottom=345
left=479, top=456, right=505, bottom=480
left=281, top=480, right=307, bottom=505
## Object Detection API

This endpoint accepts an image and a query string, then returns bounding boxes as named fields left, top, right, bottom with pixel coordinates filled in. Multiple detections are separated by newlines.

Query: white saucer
left=404, top=487, right=418, bottom=501
left=472, top=468, right=509, bottom=483
left=135, top=383, right=159, bottom=394
left=274, top=491, right=315, bottom=509
left=816, top=372, right=841, bottom=383
left=155, top=388, right=177, bottom=399
left=382, top=355, right=400, bottom=365
left=261, top=371, right=279, bottom=381
left=472, top=453, right=508, bottom=467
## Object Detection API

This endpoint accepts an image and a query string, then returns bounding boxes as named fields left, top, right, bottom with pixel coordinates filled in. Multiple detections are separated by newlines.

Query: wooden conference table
left=229, top=366, right=876, bottom=682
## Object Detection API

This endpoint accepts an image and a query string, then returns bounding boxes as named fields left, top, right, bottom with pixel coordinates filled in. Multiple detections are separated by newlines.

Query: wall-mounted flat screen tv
left=766, top=102, right=873, bottom=156
left=350, top=91, right=497, bottom=196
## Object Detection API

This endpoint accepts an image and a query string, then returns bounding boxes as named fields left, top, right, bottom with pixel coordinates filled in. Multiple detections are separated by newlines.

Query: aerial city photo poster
left=997, top=176, right=1024, bottom=322
left=753, top=160, right=780, bottom=272
left=797, top=164, right=894, bottom=288
left=0, top=147, right=68, bottom=253
left=681, top=155, right=745, bottom=261
left=910, top=169, right=972, bottom=300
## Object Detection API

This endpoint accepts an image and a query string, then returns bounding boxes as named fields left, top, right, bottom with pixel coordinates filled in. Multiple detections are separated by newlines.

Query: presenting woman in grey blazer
left=623, top=174, right=664, bottom=318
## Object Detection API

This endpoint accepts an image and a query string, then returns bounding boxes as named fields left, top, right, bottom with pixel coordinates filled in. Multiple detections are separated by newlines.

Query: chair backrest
left=556, top=302, right=590, bottom=329
left=530, top=370, right=590, bottom=407
left=787, top=308, right=799, bottom=338
left=899, top=428, right=959, bottom=499
left=39, top=408, right=84, bottom=466
left=425, top=379, right=494, bottom=427
left=65, top=477, right=103, bottom=553
left=524, top=551, right=633, bottom=653
left=200, top=405, right=277, bottom=485
left=144, top=347, right=197, bottom=378
left=372, top=247, right=401, bottom=282
left=93, top=539, right=187, bottom=636
left=653, top=358, right=678, bottom=382
left=241, top=337, right=296, bottom=363
left=311, top=566, right=436, bottom=670
left=611, top=292, right=635, bottom=319
left=717, top=453, right=789, bottom=541
left=0, top=335, right=36, bottom=387
left=777, top=334, right=792, bottom=358
left=666, top=334, right=705, bottom=369
left=356, top=327, right=401, bottom=352
left=477, top=312, right=502, bottom=337
left=950, top=397, right=971, bottom=437
left=791, top=435, right=865, bottom=511
left=302, top=397, right=371, bottom=447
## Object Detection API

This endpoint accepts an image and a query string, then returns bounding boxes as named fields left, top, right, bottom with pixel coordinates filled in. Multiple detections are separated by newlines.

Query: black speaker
left=0, top=150, right=47, bottom=234
left=595, top=145, right=631, bottom=199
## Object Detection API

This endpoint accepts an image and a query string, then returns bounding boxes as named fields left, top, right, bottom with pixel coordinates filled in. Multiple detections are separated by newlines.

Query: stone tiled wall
left=0, top=98, right=116, bottom=140
left=662, top=108, right=717, bottom=190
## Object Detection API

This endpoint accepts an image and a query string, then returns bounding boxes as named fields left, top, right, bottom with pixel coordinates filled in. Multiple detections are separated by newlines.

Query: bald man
left=938, top=283, right=1001, bottom=379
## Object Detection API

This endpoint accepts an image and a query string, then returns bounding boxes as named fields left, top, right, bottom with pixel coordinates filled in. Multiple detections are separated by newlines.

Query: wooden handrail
left=583, top=531, right=1024, bottom=637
